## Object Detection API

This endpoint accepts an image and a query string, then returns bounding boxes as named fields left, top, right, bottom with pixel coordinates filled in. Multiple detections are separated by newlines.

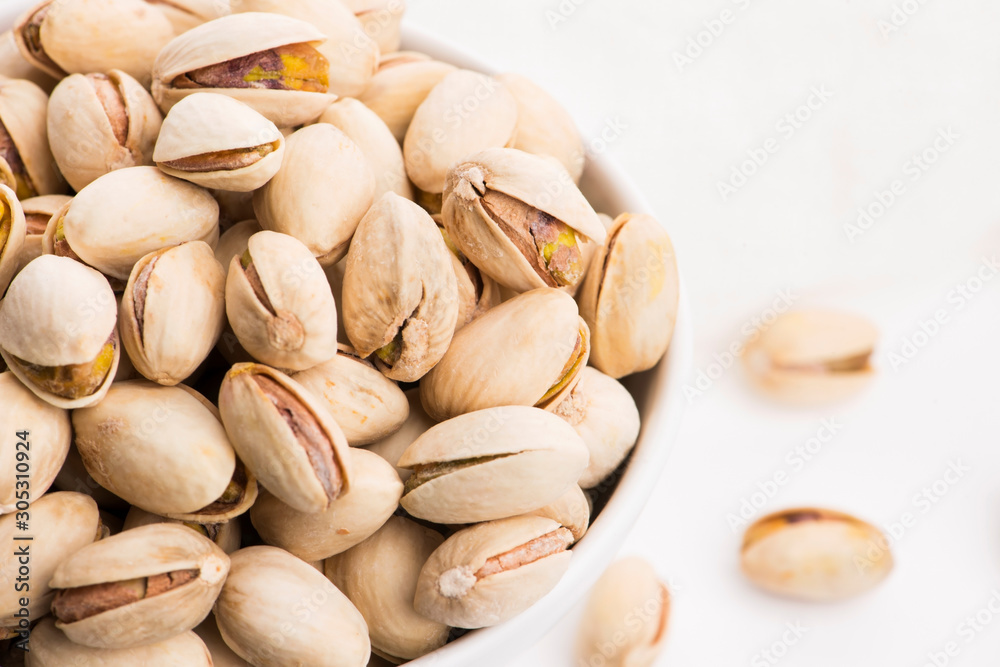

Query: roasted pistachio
left=0, top=77, right=64, bottom=198
left=0, top=184, right=26, bottom=296
left=194, top=614, right=252, bottom=667
left=14, top=194, right=69, bottom=273
left=163, top=458, right=259, bottom=524
left=358, top=58, right=455, bottom=142
left=214, top=219, right=261, bottom=279
left=435, top=215, right=502, bottom=331
left=341, top=0, right=405, bottom=54
left=52, top=444, right=129, bottom=511
left=529, top=484, right=590, bottom=542
left=123, top=506, right=242, bottom=554
left=146, top=0, right=231, bottom=33
left=0, top=29, right=56, bottom=92
left=366, top=388, right=434, bottom=480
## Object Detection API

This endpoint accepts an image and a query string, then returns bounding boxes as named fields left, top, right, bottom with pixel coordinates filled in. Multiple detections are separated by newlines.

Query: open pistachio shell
left=50, top=523, right=230, bottom=649
left=0, top=78, right=64, bottom=198
left=151, top=0, right=231, bottom=33
left=341, top=0, right=405, bottom=54
left=162, top=457, right=258, bottom=524
left=0, top=184, right=26, bottom=295
left=342, top=193, right=458, bottom=382
left=529, top=484, right=590, bottom=543
left=152, top=12, right=336, bottom=128
left=420, top=288, right=589, bottom=421
left=154, top=93, right=284, bottom=192
left=214, top=219, right=261, bottom=280
left=358, top=58, right=455, bottom=142
left=27, top=618, right=213, bottom=666
left=404, top=70, right=518, bottom=194
left=15, top=194, right=71, bottom=273
left=0, top=30, right=56, bottom=92
left=123, top=506, right=242, bottom=555
left=365, top=388, right=433, bottom=481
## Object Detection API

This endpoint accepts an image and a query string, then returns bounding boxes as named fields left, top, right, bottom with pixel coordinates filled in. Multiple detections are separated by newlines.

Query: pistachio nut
left=53, top=444, right=129, bottom=511
left=366, top=388, right=433, bottom=480
left=496, top=73, right=585, bottom=183
left=0, top=184, right=26, bottom=296
left=325, top=516, right=449, bottom=662
left=120, top=242, right=226, bottom=386
left=26, top=618, right=213, bottom=666
left=420, top=288, right=589, bottom=421
left=253, top=124, right=375, bottom=266
left=0, top=372, right=71, bottom=514
left=742, top=310, right=877, bottom=404
left=442, top=147, right=605, bottom=293
left=219, top=362, right=353, bottom=513
left=414, top=515, right=574, bottom=629
left=741, top=508, right=893, bottom=601
left=124, top=506, right=242, bottom=554
left=377, top=50, right=430, bottom=69
left=1, top=493, right=101, bottom=635
left=215, top=546, right=370, bottom=667
left=49, top=523, right=230, bottom=649
left=251, top=447, right=402, bottom=561
left=529, top=484, right=590, bottom=542
left=398, top=406, right=589, bottom=524
left=152, top=12, right=335, bottom=128
left=0, top=255, right=120, bottom=409
left=577, top=557, right=670, bottom=667
left=60, top=166, right=220, bottom=281
left=154, top=93, right=284, bottom=192
left=404, top=70, right=519, bottom=194
left=14, top=0, right=174, bottom=85
left=147, top=0, right=231, bottom=33
left=0, top=30, right=56, bottom=93
left=577, top=212, right=680, bottom=379
left=318, top=97, right=414, bottom=201
left=72, top=381, right=237, bottom=515
left=341, top=0, right=405, bottom=54
left=230, top=0, right=378, bottom=98
left=195, top=614, right=252, bottom=667
left=434, top=214, right=502, bottom=331
left=342, top=193, right=458, bottom=382
left=293, top=346, right=410, bottom=446
left=553, top=366, right=640, bottom=489
left=226, top=230, right=339, bottom=371
left=215, top=219, right=261, bottom=278
left=0, top=78, right=64, bottom=198
left=14, top=194, right=70, bottom=273
left=358, top=59, right=455, bottom=142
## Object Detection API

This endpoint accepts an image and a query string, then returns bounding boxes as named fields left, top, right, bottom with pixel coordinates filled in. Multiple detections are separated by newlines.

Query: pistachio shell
left=52, top=444, right=129, bottom=511
left=741, top=508, right=894, bottom=601
left=529, top=484, right=590, bottom=542
left=15, top=194, right=71, bottom=273
left=214, top=546, right=371, bottom=667
left=358, top=59, right=456, bottom=142
left=250, top=448, right=402, bottom=561
left=342, top=193, right=458, bottom=382
left=50, top=523, right=230, bottom=649
left=434, top=214, right=502, bottom=331
left=162, top=458, right=259, bottom=524
left=253, top=124, right=375, bottom=265
left=325, top=516, right=449, bottom=662
left=376, top=50, right=430, bottom=69
left=195, top=614, right=252, bottom=667
left=0, top=78, right=64, bottom=197
left=214, top=219, right=261, bottom=277
left=0, top=30, right=56, bottom=92
left=26, top=618, right=213, bottom=666
left=0, top=184, right=26, bottom=295
left=404, top=70, right=518, bottom=194
left=398, top=406, right=589, bottom=524
left=419, top=288, right=589, bottom=421
left=366, top=388, right=433, bottom=480
left=123, top=506, right=242, bottom=555
left=213, top=188, right=256, bottom=230
left=341, top=0, right=405, bottom=54
left=72, top=381, right=237, bottom=515
left=152, top=0, right=231, bottom=33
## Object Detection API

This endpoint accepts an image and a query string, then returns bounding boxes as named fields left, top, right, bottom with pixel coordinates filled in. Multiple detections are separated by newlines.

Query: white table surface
left=408, top=1, right=1000, bottom=665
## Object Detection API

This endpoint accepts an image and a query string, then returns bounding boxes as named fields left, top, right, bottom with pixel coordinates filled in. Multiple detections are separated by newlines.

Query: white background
left=408, top=1, right=1000, bottom=665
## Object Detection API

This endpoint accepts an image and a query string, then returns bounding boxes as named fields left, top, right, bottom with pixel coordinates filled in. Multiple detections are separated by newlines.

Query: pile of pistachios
left=0, top=0, right=681, bottom=664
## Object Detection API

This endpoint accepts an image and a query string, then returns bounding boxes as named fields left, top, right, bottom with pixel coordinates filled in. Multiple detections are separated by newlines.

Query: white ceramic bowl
left=0, top=5, right=692, bottom=665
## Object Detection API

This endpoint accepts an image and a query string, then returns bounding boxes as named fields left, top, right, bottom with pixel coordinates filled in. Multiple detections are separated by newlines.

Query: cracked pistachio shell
left=0, top=256, right=120, bottom=409
left=435, top=215, right=502, bottom=332
left=162, top=457, right=258, bottom=524
left=419, top=288, right=589, bottom=421
left=577, top=557, right=670, bottom=667
left=120, top=242, right=226, bottom=386
left=154, top=93, right=284, bottom=192
left=195, top=614, right=252, bottom=667
left=529, top=484, right=590, bottom=543
left=123, top=506, right=242, bottom=555
left=578, top=213, right=679, bottom=379
left=404, top=70, right=518, bottom=194
left=318, top=97, right=413, bottom=201
left=26, top=618, right=213, bottom=667
left=219, top=363, right=353, bottom=514
left=0, top=30, right=56, bottom=92
left=325, top=516, right=449, bottom=662
left=152, top=0, right=232, bottom=33
left=0, top=373, right=71, bottom=514
left=47, top=70, right=163, bottom=192
left=358, top=59, right=455, bottom=142
left=443, top=147, right=605, bottom=293
left=0, top=493, right=100, bottom=633
left=72, top=381, right=236, bottom=515
left=253, top=124, right=375, bottom=265
left=152, top=13, right=335, bottom=128
left=496, top=73, right=585, bottom=183
left=62, top=167, right=220, bottom=281
left=14, top=0, right=174, bottom=85
left=0, top=78, right=65, bottom=198
left=342, top=193, right=458, bottom=382
left=742, top=310, right=877, bottom=404
left=50, top=523, right=230, bottom=649
left=250, top=448, right=402, bottom=561
left=293, top=347, right=409, bottom=446
left=366, top=388, right=433, bottom=481
left=553, top=367, right=640, bottom=489
left=226, top=230, right=338, bottom=371
left=215, top=546, right=370, bottom=667
left=214, top=219, right=260, bottom=278
left=741, top=508, right=893, bottom=601
left=414, top=515, right=574, bottom=629
left=398, top=406, right=589, bottom=524
left=0, top=184, right=26, bottom=295
left=15, top=194, right=70, bottom=272
left=341, top=0, right=405, bottom=54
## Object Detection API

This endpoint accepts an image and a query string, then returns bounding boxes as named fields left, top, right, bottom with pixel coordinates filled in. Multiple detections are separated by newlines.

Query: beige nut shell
left=0, top=77, right=65, bottom=196
left=359, top=59, right=456, bottom=142
left=0, top=184, right=26, bottom=295
left=365, top=388, right=434, bottom=481
left=529, top=484, right=590, bottom=543
left=26, top=618, right=213, bottom=667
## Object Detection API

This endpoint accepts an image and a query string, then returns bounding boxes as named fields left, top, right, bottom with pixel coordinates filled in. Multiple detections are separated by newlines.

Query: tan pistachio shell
left=435, top=215, right=502, bottom=331
left=365, top=388, right=434, bottom=480
left=404, top=69, right=518, bottom=194
left=377, top=50, right=430, bottom=69
left=341, top=0, right=405, bottom=54
left=152, top=12, right=336, bottom=127
left=15, top=194, right=71, bottom=272
left=50, top=523, right=230, bottom=649
left=214, top=546, right=371, bottom=667
left=529, top=484, right=590, bottom=543
left=0, top=77, right=65, bottom=197
left=342, top=193, right=458, bottom=382
left=26, top=618, right=213, bottom=666
left=0, top=184, right=26, bottom=295
left=153, top=0, right=232, bottom=33
left=0, top=30, right=56, bottom=92
left=419, top=288, right=588, bottom=421
left=52, top=444, right=129, bottom=511
left=325, top=516, right=449, bottom=662
left=358, top=59, right=456, bottom=142
left=195, top=614, right=252, bottom=667
left=162, top=458, right=259, bottom=524
left=214, top=219, right=261, bottom=276
left=250, top=448, right=402, bottom=561
left=578, top=213, right=680, bottom=379
left=123, top=506, right=242, bottom=555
